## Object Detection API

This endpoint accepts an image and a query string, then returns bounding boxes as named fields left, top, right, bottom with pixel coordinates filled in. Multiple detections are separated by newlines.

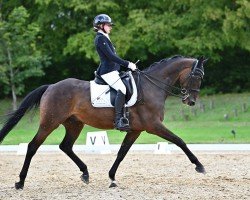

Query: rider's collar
left=98, top=30, right=110, bottom=41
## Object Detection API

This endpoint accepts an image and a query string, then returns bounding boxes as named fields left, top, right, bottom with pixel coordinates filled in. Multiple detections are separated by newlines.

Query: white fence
left=0, top=131, right=250, bottom=154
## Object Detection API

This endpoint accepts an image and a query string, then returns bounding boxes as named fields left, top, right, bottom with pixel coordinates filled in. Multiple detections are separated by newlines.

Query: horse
left=0, top=55, right=207, bottom=189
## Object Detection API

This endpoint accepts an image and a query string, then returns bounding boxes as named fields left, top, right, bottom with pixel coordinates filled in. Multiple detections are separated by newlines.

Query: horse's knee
left=27, top=142, right=39, bottom=156
left=59, top=143, right=66, bottom=152
left=59, top=143, right=72, bottom=154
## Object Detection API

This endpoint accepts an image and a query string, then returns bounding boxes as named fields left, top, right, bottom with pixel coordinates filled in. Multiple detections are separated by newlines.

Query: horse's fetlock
left=109, top=171, right=115, bottom=181
left=19, top=174, right=26, bottom=182
left=82, top=168, right=88, bottom=174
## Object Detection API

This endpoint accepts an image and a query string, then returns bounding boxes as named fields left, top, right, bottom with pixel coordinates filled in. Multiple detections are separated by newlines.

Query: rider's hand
left=128, top=62, right=137, bottom=71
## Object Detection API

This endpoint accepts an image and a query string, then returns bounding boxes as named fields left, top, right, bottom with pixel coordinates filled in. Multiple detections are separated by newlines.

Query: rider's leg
left=101, top=71, right=126, bottom=94
left=101, top=71, right=129, bottom=131
left=114, top=90, right=130, bottom=130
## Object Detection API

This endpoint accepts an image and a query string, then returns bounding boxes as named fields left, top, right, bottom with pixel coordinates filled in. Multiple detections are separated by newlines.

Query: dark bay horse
left=0, top=55, right=207, bottom=189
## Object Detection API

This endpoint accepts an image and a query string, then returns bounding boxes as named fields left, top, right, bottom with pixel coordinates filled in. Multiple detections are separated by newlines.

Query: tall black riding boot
left=114, top=90, right=130, bottom=131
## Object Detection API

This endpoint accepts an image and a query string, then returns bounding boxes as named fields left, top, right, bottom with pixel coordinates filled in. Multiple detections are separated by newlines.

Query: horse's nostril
left=189, top=100, right=195, bottom=106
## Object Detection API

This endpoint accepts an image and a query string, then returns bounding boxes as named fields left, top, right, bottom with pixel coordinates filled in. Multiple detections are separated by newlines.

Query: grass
left=0, top=93, right=249, bottom=145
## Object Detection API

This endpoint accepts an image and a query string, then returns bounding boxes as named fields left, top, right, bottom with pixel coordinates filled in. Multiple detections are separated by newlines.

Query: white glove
left=128, top=62, right=137, bottom=71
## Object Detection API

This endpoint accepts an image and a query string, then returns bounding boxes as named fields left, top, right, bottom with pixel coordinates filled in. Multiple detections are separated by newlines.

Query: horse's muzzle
left=188, top=99, right=196, bottom=106
left=182, top=97, right=196, bottom=106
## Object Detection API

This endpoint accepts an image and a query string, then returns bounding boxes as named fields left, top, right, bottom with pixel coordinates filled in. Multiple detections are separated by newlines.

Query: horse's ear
left=195, top=56, right=203, bottom=68
left=202, top=58, right=209, bottom=65
left=197, top=56, right=208, bottom=65
left=198, top=56, right=205, bottom=60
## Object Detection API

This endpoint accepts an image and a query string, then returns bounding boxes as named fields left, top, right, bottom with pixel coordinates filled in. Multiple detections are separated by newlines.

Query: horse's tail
left=0, top=85, right=50, bottom=144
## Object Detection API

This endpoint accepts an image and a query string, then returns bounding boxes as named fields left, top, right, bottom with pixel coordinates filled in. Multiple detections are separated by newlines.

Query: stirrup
left=115, top=117, right=130, bottom=131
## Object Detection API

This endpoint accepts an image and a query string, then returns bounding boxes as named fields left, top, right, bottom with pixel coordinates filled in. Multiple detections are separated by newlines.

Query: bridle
left=136, top=59, right=204, bottom=101
left=181, top=60, right=204, bottom=100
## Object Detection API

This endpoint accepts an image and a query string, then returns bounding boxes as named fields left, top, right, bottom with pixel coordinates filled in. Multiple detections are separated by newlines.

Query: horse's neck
left=138, top=62, right=183, bottom=103
left=148, top=61, right=186, bottom=86
left=137, top=59, right=193, bottom=111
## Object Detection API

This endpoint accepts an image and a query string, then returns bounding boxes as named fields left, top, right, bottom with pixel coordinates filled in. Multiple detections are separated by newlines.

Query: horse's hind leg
left=60, top=116, right=89, bottom=184
left=15, top=125, right=58, bottom=189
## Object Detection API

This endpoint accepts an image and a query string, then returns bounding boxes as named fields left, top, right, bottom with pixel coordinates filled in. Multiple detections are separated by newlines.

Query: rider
left=93, top=14, right=137, bottom=131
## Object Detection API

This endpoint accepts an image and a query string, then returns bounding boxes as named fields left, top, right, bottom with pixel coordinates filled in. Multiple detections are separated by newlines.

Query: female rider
left=93, top=14, right=137, bottom=131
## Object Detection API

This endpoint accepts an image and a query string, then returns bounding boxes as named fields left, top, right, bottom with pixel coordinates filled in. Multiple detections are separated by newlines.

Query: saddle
left=90, top=71, right=137, bottom=108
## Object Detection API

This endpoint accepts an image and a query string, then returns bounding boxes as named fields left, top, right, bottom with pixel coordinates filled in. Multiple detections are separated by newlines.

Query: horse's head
left=179, top=56, right=207, bottom=106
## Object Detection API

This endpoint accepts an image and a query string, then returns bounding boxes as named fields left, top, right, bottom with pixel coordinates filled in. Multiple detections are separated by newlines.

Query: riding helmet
left=93, top=14, right=114, bottom=30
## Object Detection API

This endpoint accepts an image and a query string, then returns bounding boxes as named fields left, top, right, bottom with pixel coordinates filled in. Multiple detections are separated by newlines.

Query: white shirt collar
left=98, top=30, right=110, bottom=41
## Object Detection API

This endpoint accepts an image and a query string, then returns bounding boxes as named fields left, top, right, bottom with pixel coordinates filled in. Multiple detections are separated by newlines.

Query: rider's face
left=103, top=23, right=112, bottom=34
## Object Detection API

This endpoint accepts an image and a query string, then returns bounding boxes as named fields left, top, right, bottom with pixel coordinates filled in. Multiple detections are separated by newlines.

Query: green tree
left=40, top=0, right=250, bottom=93
left=0, top=6, right=49, bottom=109
left=1, top=0, right=250, bottom=97
left=223, top=0, right=250, bottom=51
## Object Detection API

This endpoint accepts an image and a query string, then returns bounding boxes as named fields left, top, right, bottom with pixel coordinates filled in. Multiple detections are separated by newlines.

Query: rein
left=136, top=59, right=204, bottom=100
left=136, top=69, right=184, bottom=99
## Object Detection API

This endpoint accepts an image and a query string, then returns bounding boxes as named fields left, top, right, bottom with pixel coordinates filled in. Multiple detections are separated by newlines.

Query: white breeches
left=101, top=71, right=126, bottom=95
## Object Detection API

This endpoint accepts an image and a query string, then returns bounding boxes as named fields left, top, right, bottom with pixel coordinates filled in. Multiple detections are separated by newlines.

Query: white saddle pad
left=90, top=71, right=137, bottom=108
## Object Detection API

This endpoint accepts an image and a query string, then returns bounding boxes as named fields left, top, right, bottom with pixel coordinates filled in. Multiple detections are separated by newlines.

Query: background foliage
left=1, top=93, right=249, bottom=144
left=0, top=0, right=250, bottom=100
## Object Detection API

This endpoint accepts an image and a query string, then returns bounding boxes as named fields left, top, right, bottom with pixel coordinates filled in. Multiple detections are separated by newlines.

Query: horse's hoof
left=81, top=173, right=89, bottom=184
left=109, top=181, right=118, bottom=188
left=195, top=165, right=206, bottom=174
left=15, top=181, right=24, bottom=190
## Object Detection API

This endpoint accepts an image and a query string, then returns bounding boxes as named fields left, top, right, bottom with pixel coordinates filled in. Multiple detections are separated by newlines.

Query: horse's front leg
left=148, top=122, right=206, bottom=174
left=109, top=131, right=141, bottom=188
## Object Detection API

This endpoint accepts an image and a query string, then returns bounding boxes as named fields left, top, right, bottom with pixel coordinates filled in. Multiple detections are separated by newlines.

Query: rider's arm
left=97, top=36, right=129, bottom=67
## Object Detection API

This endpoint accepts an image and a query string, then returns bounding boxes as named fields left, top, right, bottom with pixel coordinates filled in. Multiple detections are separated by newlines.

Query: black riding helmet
left=93, top=14, right=114, bottom=30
